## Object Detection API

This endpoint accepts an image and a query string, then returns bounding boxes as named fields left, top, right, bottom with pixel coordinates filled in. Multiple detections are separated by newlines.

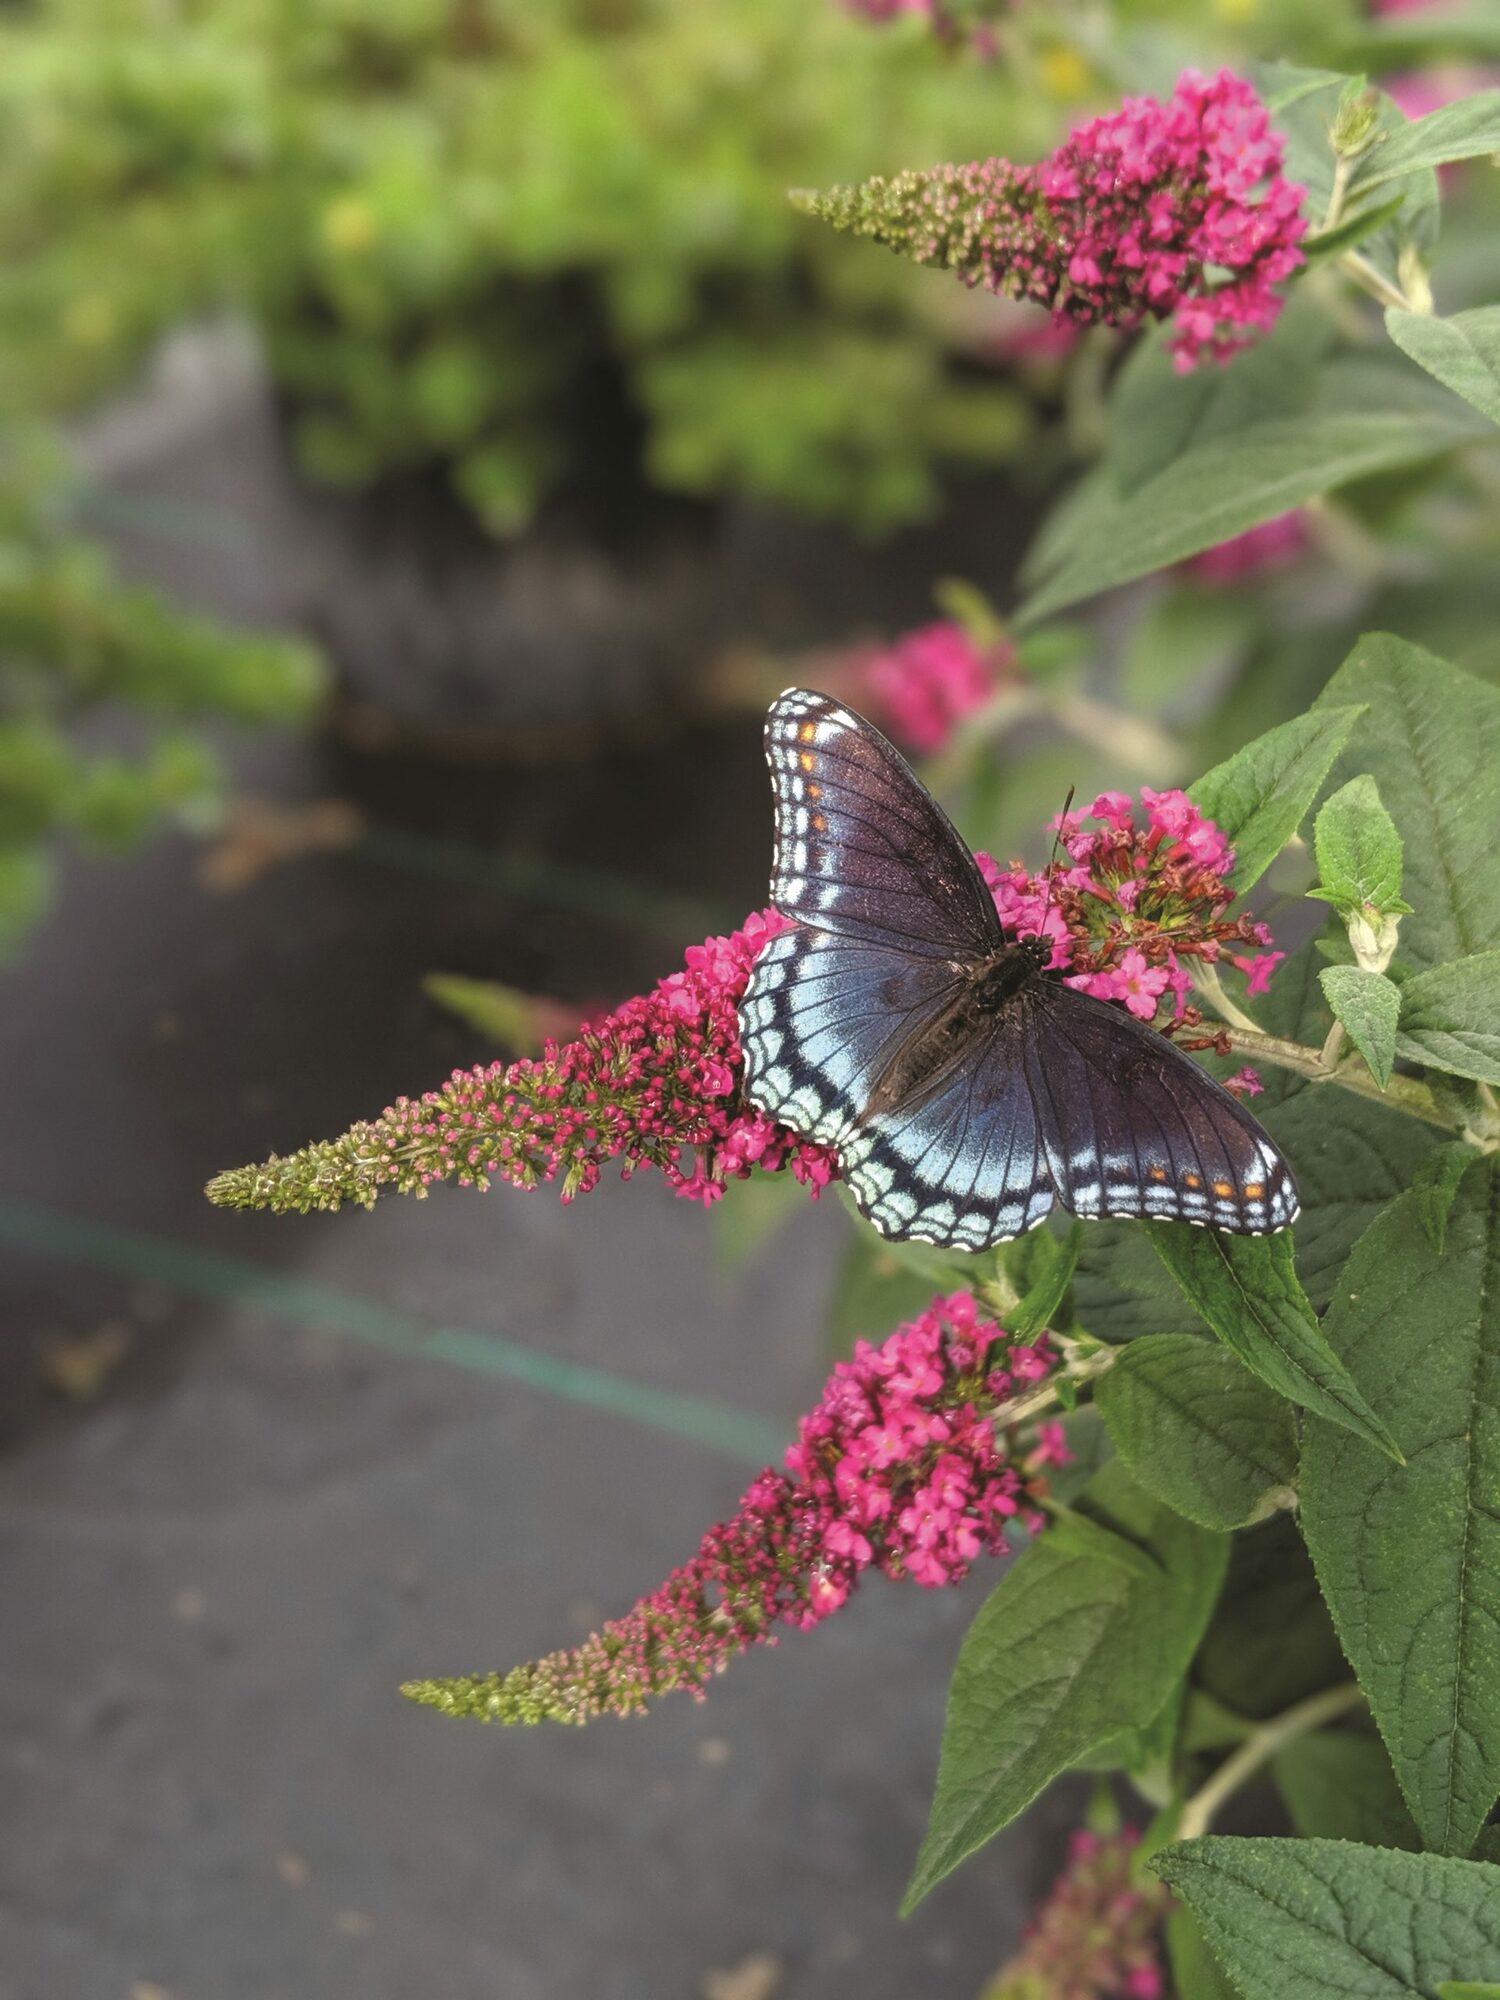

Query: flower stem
left=1175, top=1682, right=1365, bottom=1840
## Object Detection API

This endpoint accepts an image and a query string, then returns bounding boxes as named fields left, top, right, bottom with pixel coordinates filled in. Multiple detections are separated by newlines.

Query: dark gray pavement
left=0, top=717, right=1079, bottom=2000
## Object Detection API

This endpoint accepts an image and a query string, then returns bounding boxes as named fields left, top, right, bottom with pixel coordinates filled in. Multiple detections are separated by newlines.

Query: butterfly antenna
left=1035, top=784, right=1076, bottom=939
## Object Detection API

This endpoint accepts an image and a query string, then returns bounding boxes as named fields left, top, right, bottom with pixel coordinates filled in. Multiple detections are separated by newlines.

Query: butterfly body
left=740, top=688, right=1298, bottom=1250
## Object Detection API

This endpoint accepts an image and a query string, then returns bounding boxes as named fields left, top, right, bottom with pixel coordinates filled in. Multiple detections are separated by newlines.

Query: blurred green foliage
left=0, top=438, right=325, bottom=952
left=0, top=0, right=1111, bottom=536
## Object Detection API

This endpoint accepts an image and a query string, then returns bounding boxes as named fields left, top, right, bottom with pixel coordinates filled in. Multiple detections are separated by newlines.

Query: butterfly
left=738, top=689, right=1299, bottom=1250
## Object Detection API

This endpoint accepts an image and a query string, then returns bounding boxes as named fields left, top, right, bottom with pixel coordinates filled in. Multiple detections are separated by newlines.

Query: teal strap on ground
left=0, top=1194, right=786, bottom=1469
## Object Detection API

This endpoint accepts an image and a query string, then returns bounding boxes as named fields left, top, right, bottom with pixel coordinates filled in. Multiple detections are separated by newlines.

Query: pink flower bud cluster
left=978, top=787, right=1279, bottom=1026
left=983, top=1828, right=1171, bottom=2000
left=204, top=911, right=838, bottom=1216
left=403, top=1295, right=1060, bottom=1724
left=862, top=618, right=1019, bottom=753
left=806, top=69, right=1306, bottom=371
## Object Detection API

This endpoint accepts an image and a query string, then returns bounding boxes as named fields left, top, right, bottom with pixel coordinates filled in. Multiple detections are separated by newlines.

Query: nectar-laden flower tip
left=403, top=1294, right=1061, bottom=1724
left=799, top=68, right=1306, bottom=370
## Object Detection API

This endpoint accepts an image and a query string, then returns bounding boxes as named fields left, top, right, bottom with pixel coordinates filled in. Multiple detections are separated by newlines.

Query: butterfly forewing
left=741, top=688, right=1300, bottom=1247
left=763, top=688, right=1001, bottom=960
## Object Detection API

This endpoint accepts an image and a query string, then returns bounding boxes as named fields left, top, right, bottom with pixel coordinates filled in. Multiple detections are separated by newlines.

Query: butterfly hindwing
left=763, top=688, right=1001, bottom=960
left=839, top=1010, right=1055, bottom=1250
left=1023, top=982, right=1298, bottom=1234
left=741, top=927, right=962, bottom=1147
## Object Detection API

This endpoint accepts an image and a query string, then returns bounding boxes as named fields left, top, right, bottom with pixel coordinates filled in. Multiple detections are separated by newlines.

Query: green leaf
left=1168, top=1909, right=1244, bottom=2000
left=1253, top=938, right=1440, bottom=1305
left=1196, top=1516, right=1350, bottom=1723
left=1316, top=637, right=1500, bottom=974
left=1147, top=1225, right=1403, bottom=1460
left=1155, top=1837, right=1500, bottom=2000
left=1094, top=1334, right=1298, bottom=1531
left=1272, top=1728, right=1422, bottom=1850
left=1412, top=1141, right=1482, bottom=1253
left=1312, top=774, right=1407, bottom=914
left=1439, top=1984, right=1500, bottom=1999
left=1319, top=966, right=1402, bottom=1090
left=1350, top=89, right=1500, bottom=193
left=1395, top=951, right=1500, bottom=1085
left=1073, top=1220, right=1209, bottom=1343
left=905, top=1463, right=1227, bottom=1910
left=1189, top=706, right=1366, bottom=894
left=1014, top=362, right=1487, bottom=627
left=1387, top=307, right=1500, bottom=429
left=1005, top=1221, right=1081, bottom=1340
left=1301, top=1155, right=1500, bottom=1854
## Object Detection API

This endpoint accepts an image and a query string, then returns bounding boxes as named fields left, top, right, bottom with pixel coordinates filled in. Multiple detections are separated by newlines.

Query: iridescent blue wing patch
left=839, top=1011, right=1055, bottom=1250
left=740, top=927, right=962, bottom=1148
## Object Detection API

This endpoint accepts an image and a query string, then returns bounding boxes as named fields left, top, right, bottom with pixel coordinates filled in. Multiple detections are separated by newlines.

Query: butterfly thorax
left=859, top=939, right=1047, bottom=1124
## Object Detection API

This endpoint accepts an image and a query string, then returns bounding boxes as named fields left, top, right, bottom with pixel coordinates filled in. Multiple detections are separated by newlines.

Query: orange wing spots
left=1149, top=1166, right=1168, bottom=1182
left=811, top=812, right=827, bottom=832
left=1183, top=1173, right=1202, bottom=1189
left=798, top=721, right=818, bottom=743
left=1213, top=1180, right=1233, bottom=1198
left=799, top=751, right=816, bottom=773
left=1244, top=1181, right=1265, bottom=1199
left=806, top=781, right=822, bottom=799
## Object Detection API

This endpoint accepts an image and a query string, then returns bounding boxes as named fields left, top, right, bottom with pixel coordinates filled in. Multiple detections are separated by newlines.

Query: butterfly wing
left=741, top=927, right=963, bottom=1147
left=1021, top=982, right=1299, bottom=1234
left=762, top=688, right=1001, bottom=960
left=837, top=1009, right=1056, bottom=1250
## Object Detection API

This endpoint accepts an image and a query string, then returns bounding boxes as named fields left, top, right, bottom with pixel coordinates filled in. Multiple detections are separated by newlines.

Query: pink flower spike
left=429, top=1296, right=1058, bottom=1723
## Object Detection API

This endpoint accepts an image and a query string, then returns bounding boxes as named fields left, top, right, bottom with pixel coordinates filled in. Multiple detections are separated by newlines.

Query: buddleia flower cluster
left=981, top=1828, right=1171, bottom=2000
left=403, top=1293, right=1063, bottom=1724
left=204, top=788, right=1280, bottom=1216
left=982, top=787, right=1281, bottom=1028
left=798, top=69, right=1307, bottom=370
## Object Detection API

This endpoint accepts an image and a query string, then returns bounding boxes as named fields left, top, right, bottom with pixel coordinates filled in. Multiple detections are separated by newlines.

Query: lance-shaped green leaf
left=1317, top=638, right=1500, bottom=972
left=1189, top=706, right=1366, bottom=894
left=1302, top=1155, right=1500, bottom=1854
left=1094, top=1334, right=1298, bottom=1531
left=1351, top=89, right=1500, bottom=192
left=1388, top=307, right=1500, bottom=429
left=1311, top=774, right=1408, bottom=915
left=905, top=1463, right=1226, bottom=1910
left=1148, top=1224, right=1402, bottom=1459
left=1003, top=1220, right=1081, bottom=1340
left=1320, top=965, right=1402, bottom=1089
left=1395, top=950, right=1500, bottom=1085
left=1014, top=362, right=1487, bottom=626
left=1155, top=1837, right=1500, bottom=2000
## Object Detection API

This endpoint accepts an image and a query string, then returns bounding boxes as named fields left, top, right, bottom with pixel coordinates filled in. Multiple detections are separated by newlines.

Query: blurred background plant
left=0, top=433, right=324, bottom=953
